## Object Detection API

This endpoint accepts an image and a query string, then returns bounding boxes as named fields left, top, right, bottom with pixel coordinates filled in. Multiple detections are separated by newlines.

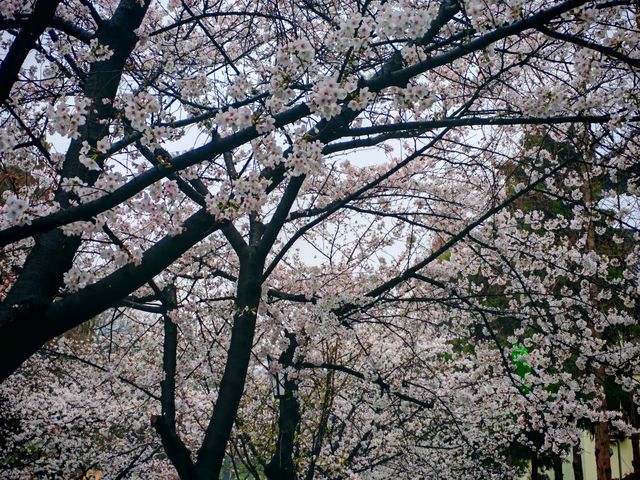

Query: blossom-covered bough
left=1, top=0, right=639, bottom=478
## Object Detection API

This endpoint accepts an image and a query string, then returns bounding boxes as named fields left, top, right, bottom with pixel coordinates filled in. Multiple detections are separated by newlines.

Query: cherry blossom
left=0, top=1, right=639, bottom=479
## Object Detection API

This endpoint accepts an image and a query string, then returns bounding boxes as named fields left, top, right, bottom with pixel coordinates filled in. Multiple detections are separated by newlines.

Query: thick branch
left=0, top=0, right=63, bottom=104
left=537, top=25, right=640, bottom=68
left=0, top=0, right=151, bottom=382
left=265, top=333, right=300, bottom=480
left=194, top=253, right=265, bottom=479
left=344, top=114, right=640, bottom=137
left=0, top=208, right=220, bottom=382
left=366, top=0, right=586, bottom=91
left=153, top=289, right=196, bottom=480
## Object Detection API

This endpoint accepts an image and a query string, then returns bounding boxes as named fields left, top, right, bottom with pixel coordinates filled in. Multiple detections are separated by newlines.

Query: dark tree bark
left=265, top=333, right=301, bottom=480
left=0, top=0, right=151, bottom=382
left=192, top=249, right=265, bottom=479
left=153, top=285, right=196, bottom=479
left=594, top=420, right=612, bottom=480
left=531, top=452, right=542, bottom=480
left=573, top=444, right=585, bottom=480
left=0, top=0, right=63, bottom=104
left=553, top=454, right=564, bottom=480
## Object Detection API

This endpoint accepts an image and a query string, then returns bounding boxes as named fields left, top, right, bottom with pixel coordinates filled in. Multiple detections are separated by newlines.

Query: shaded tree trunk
left=583, top=165, right=611, bottom=480
left=573, top=444, right=584, bottom=480
left=594, top=420, right=612, bottom=480
left=532, top=453, right=542, bottom=480
left=265, top=333, right=301, bottom=480
left=553, top=454, right=563, bottom=480
left=192, top=251, right=265, bottom=479
left=0, top=0, right=150, bottom=382
left=153, top=285, right=196, bottom=479
left=151, top=251, right=266, bottom=480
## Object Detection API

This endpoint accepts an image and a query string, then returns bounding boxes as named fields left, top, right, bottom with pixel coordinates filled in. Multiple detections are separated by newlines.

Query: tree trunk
left=595, top=421, right=612, bottom=480
left=265, top=333, right=301, bottom=480
left=573, top=444, right=584, bottom=480
left=632, top=436, right=640, bottom=479
left=0, top=0, right=150, bottom=382
left=553, top=454, right=563, bottom=480
left=583, top=167, right=611, bottom=480
left=192, top=251, right=265, bottom=479
left=153, top=286, right=197, bottom=479
left=531, top=453, right=542, bottom=480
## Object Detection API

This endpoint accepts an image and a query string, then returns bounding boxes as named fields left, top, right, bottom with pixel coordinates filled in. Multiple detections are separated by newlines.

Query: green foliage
left=511, top=344, right=532, bottom=394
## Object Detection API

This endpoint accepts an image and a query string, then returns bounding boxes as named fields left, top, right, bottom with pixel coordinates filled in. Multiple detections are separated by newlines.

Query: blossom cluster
left=275, top=38, right=315, bottom=70
left=213, top=106, right=254, bottom=132
left=176, top=73, right=210, bottom=100
left=309, top=77, right=348, bottom=120
left=0, top=0, right=26, bottom=19
left=265, top=39, right=316, bottom=112
left=376, top=3, right=439, bottom=40
left=78, top=38, right=114, bottom=64
left=79, top=140, right=103, bottom=171
left=347, top=87, right=374, bottom=111
left=59, top=171, right=124, bottom=205
left=253, top=136, right=284, bottom=169
left=123, top=92, right=160, bottom=131
left=0, top=193, right=29, bottom=227
left=140, top=124, right=173, bottom=149
left=205, top=184, right=237, bottom=221
left=48, top=98, right=91, bottom=139
left=0, top=127, right=15, bottom=155
left=63, top=265, right=95, bottom=291
left=227, top=74, right=252, bottom=100
left=287, top=139, right=324, bottom=177
left=394, top=83, right=435, bottom=114
left=232, top=172, right=270, bottom=213
left=328, top=13, right=370, bottom=51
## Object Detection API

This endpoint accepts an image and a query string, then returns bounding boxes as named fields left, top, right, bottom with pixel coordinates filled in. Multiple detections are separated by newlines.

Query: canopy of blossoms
left=0, top=0, right=639, bottom=479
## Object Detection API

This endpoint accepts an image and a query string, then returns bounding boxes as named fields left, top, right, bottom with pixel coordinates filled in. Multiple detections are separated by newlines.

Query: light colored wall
left=520, top=431, right=636, bottom=480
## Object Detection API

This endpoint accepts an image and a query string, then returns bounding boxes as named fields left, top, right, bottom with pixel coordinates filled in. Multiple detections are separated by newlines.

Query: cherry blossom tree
left=1, top=0, right=640, bottom=479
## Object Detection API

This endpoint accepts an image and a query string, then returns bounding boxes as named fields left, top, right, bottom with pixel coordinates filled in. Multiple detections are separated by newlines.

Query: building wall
left=521, top=432, right=635, bottom=480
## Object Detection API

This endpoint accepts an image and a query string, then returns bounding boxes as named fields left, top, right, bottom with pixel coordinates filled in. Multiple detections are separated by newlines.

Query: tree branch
left=0, top=0, right=63, bottom=104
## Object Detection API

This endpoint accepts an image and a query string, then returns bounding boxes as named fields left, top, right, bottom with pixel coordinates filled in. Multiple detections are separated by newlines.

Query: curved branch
left=344, top=114, right=640, bottom=137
